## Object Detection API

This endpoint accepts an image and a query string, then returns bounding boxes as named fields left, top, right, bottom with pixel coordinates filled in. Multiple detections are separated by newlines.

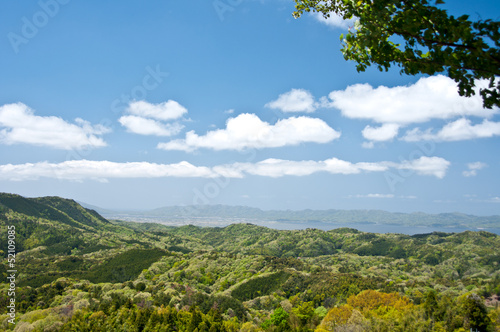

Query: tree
left=423, top=289, right=438, bottom=320
left=293, top=0, right=500, bottom=108
left=318, top=305, right=353, bottom=330
left=270, top=307, right=290, bottom=331
left=292, top=301, right=316, bottom=326
left=460, top=293, right=493, bottom=332
left=188, top=306, right=203, bottom=332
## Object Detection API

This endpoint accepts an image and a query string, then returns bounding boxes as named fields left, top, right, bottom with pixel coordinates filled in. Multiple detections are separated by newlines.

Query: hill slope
left=1, top=194, right=499, bottom=331
left=1, top=193, right=150, bottom=253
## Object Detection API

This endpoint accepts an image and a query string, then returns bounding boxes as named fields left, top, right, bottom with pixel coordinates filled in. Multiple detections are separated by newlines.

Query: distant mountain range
left=79, top=201, right=500, bottom=229
left=1, top=192, right=498, bottom=230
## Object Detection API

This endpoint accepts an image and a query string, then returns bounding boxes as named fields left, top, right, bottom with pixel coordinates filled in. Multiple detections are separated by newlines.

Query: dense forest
left=0, top=193, right=499, bottom=331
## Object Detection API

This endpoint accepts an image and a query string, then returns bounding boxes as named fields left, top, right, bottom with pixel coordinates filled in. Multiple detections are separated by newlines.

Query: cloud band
left=0, top=156, right=450, bottom=181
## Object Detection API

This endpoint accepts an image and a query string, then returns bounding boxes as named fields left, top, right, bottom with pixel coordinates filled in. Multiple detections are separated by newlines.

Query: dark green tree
left=461, top=293, right=493, bottom=331
left=188, top=306, right=204, bottom=332
left=293, top=0, right=500, bottom=108
left=423, top=289, right=439, bottom=320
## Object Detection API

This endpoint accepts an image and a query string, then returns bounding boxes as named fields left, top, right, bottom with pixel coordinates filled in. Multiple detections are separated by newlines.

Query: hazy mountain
left=86, top=202, right=500, bottom=229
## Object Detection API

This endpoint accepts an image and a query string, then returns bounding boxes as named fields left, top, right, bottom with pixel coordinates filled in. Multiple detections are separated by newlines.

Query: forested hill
left=0, top=192, right=160, bottom=255
left=0, top=193, right=109, bottom=229
left=1, top=193, right=500, bottom=331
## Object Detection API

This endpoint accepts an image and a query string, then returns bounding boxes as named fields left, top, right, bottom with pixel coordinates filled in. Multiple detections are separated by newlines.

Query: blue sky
left=0, top=0, right=499, bottom=215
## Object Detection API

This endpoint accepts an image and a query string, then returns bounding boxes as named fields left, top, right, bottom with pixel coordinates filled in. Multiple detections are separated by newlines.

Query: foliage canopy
left=1, top=194, right=500, bottom=331
left=293, top=0, right=500, bottom=108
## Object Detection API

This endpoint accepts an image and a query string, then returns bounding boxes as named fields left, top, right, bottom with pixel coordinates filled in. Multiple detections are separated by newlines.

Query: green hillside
left=1, top=194, right=499, bottom=331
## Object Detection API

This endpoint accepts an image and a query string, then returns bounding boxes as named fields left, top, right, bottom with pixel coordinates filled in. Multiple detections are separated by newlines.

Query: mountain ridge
left=0, top=192, right=158, bottom=256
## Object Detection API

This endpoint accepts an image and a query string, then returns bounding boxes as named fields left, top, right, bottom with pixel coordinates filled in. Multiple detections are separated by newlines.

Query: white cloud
left=311, top=12, right=356, bottom=30
left=463, top=161, right=487, bottom=177
left=362, top=123, right=400, bottom=141
left=0, top=156, right=450, bottom=181
left=361, top=141, right=375, bottom=149
left=0, top=103, right=110, bottom=150
left=0, top=160, right=215, bottom=181
left=120, top=100, right=187, bottom=137
left=214, top=156, right=445, bottom=179
left=265, top=89, right=317, bottom=113
left=222, top=158, right=368, bottom=178
left=350, top=194, right=395, bottom=199
left=127, top=100, right=187, bottom=120
left=325, top=75, right=497, bottom=124
left=118, top=115, right=184, bottom=136
left=157, top=113, right=341, bottom=151
left=468, top=161, right=487, bottom=170
left=403, top=118, right=500, bottom=142
left=402, top=128, right=433, bottom=142
left=394, top=156, right=450, bottom=179
left=400, top=195, right=418, bottom=199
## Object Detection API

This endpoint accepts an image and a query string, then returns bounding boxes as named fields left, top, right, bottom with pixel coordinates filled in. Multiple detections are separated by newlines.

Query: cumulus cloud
left=463, top=161, right=487, bottom=177
left=0, top=160, right=215, bottom=181
left=119, top=100, right=187, bottom=137
left=126, top=100, right=187, bottom=120
left=403, top=118, right=500, bottom=142
left=311, top=12, right=356, bottom=30
left=0, top=156, right=450, bottom=181
left=119, top=116, right=184, bottom=136
left=221, top=158, right=374, bottom=178
left=0, top=103, right=110, bottom=150
left=265, top=89, right=317, bottom=113
left=325, top=75, right=496, bottom=124
left=362, top=123, right=400, bottom=142
left=157, top=113, right=341, bottom=151
left=393, top=156, right=450, bottom=179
